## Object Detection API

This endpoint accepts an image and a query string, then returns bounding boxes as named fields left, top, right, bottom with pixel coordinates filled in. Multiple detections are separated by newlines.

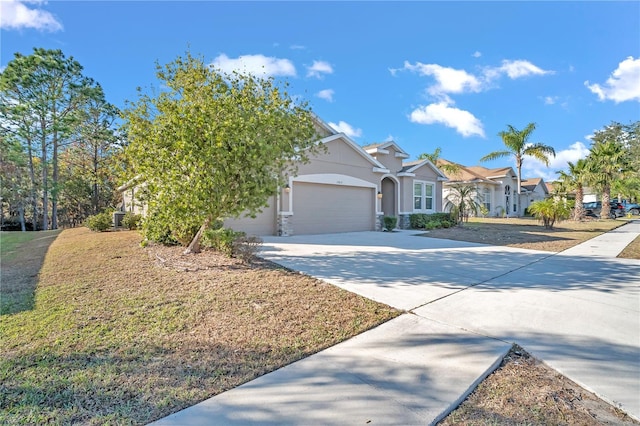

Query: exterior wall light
left=284, top=184, right=291, bottom=193
left=377, top=191, right=383, bottom=199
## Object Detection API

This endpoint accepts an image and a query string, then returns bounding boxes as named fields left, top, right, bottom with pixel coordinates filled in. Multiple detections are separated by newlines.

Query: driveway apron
left=153, top=221, right=640, bottom=425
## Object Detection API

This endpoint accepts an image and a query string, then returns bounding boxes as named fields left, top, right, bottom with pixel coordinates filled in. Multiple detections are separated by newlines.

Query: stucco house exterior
left=120, top=116, right=448, bottom=236
left=438, top=160, right=547, bottom=217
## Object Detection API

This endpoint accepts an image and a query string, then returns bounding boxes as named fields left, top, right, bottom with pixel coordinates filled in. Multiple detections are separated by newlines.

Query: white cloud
left=328, top=120, right=362, bottom=138
left=306, top=60, right=333, bottom=78
left=472, top=51, right=482, bottom=58
left=290, top=44, right=305, bottom=50
left=585, top=56, right=640, bottom=103
left=522, top=141, right=590, bottom=181
left=498, top=59, right=552, bottom=79
left=401, top=61, right=482, bottom=96
left=484, top=59, right=552, bottom=81
left=316, top=89, right=334, bottom=102
left=0, top=0, right=62, bottom=32
left=409, top=101, right=485, bottom=138
left=543, top=96, right=558, bottom=105
left=211, top=53, right=296, bottom=77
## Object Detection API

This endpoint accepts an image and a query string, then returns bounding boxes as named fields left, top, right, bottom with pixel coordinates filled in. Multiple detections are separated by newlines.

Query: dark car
left=612, top=199, right=640, bottom=216
left=584, top=201, right=626, bottom=219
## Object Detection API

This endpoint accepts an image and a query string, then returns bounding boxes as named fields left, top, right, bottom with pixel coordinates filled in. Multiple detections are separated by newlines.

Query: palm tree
left=418, top=147, right=462, bottom=177
left=480, top=123, right=556, bottom=204
left=586, top=136, right=628, bottom=219
left=556, top=158, right=587, bottom=220
left=444, top=183, right=481, bottom=224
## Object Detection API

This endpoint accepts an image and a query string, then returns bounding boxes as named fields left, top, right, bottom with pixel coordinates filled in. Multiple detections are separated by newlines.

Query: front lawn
left=420, top=217, right=629, bottom=253
left=0, top=228, right=399, bottom=424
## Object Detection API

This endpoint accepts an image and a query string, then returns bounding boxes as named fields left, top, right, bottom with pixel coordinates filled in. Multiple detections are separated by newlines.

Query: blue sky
left=2, top=1, right=639, bottom=181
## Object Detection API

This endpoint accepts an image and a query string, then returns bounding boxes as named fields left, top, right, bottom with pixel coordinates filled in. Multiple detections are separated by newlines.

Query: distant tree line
left=0, top=48, right=122, bottom=231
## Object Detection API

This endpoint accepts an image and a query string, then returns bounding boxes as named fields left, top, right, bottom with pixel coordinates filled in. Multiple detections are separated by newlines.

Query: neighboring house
left=118, top=178, right=147, bottom=216
left=520, top=178, right=549, bottom=213
left=120, top=116, right=448, bottom=236
left=438, top=160, right=546, bottom=217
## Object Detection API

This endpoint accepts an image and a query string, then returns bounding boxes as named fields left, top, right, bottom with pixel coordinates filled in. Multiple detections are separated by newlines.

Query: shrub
left=409, top=213, right=456, bottom=230
left=409, top=213, right=427, bottom=229
left=383, top=216, right=398, bottom=231
left=122, top=212, right=142, bottom=230
left=85, top=211, right=113, bottom=232
left=528, top=198, right=572, bottom=229
left=142, top=214, right=178, bottom=245
left=201, top=227, right=262, bottom=260
left=232, top=234, right=263, bottom=262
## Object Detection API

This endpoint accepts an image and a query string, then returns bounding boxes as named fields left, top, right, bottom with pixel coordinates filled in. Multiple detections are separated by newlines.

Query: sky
left=1, top=0, right=639, bottom=182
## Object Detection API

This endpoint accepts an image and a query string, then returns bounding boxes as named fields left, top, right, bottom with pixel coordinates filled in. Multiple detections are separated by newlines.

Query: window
left=414, top=181, right=435, bottom=212
left=482, top=188, right=491, bottom=212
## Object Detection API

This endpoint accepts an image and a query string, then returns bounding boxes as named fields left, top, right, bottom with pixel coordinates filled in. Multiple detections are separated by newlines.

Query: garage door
left=292, top=182, right=375, bottom=235
left=224, top=201, right=276, bottom=236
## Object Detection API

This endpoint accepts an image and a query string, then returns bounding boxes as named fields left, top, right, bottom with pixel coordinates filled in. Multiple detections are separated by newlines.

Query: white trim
left=397, top=172, right=415, bottom=177
left=404, top=159, right=448, bottom=180
left=365, top=141, right=411, bottom=159
left=413, top=179, right=436, bottom=214
left=373, top=167, right=390, bottom=173
left=380, top=174, right=400, bottom=217
left=395, top=151, right=410, bottom=159
left=293, top=173, right=377, bottom=188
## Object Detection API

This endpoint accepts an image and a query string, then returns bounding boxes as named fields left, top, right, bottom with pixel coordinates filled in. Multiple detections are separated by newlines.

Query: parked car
left=612, top=199, right=640, bottom=216
left=583, top=201, right=626, bottom=219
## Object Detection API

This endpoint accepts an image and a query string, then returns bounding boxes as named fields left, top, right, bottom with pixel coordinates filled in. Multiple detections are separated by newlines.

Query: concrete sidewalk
left=152, top=220, right=640, bottom=425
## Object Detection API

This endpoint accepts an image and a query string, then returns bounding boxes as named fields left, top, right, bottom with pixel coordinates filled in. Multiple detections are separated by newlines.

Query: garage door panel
left=293, top=182, right=374, bottom=235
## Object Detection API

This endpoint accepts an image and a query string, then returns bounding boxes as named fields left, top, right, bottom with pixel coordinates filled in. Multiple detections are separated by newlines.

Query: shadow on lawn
left=1, top=230, right=60, bottom=315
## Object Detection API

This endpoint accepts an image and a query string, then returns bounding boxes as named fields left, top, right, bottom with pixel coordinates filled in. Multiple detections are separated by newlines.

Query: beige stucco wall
left=295, top=138, right=381, bottom=184
left=370, top=149, right=403, bottom=173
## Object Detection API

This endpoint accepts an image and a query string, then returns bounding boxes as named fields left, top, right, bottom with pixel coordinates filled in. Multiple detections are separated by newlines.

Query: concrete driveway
left=259, top=224, right=640, bottom=419
left=154, top=221, right=639, bottom=425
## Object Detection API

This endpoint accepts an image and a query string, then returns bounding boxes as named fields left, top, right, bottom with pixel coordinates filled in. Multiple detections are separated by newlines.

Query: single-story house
left=438, top=160, right=547, bottom=217
left=120, top=116, right=448, bottom=236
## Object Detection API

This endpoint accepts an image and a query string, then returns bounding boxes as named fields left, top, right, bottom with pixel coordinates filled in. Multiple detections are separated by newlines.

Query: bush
left=383, top=216, right=398, bottom=231
left=201, top=227, right=263, bottom=260
left=528, top=198, right=572, bottom=229
left=410, top=214, right=427, bottom=229
left=142, top=214, right=178, bottom=245
left=122, top=212, right=142, bottom=230
left=85, top=211, right=113, bottom=232
left=409, top=213, right=456, bottom=230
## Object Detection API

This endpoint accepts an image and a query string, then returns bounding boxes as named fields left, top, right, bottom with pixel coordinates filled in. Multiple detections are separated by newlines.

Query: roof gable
left=364, top=140, right=410, bottom=159
left=400, top=158, right=448, bottom=180
left=319, top=133, right=388, bottom=171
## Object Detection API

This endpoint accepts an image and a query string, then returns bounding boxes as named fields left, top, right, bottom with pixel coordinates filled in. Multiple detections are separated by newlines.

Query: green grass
left=1, top=231, right=47, bottom=260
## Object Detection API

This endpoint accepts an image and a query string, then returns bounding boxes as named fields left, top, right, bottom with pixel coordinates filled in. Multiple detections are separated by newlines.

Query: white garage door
left=292, top=182, right=375, bottom=235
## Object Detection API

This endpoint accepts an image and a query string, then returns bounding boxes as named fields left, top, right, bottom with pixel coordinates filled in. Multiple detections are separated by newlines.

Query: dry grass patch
left=439, top=345, right=640, bottom=426
left=619, top=235, right=640, bottom=259
left=0, top=228, right=399, bottom=425
left=421, top=217, right=624, bottom=252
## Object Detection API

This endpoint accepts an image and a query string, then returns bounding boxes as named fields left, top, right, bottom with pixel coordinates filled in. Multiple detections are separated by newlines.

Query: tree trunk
left=52, top=131, right=58, bottom=230
left=516, top=155, right=522, bottom=216
left=183, top=216, right=212, bottom=254
left=18, top=205, right=26, bottom=232
left=573, top=185, right=585, bottom=221
left=601, top=186, right=611, bottom=219
left=41, top=130, right=48, bottom=231
left=92, top=142, right=99, bottom=214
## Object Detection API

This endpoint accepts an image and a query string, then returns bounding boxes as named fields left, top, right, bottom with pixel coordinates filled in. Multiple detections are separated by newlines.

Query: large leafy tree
left=586, top=123, right=630, bottom=219
left=481, top=123, right=556, bottom=210
left=556, top=158, right=588, bottom=220
left=0, top=48, right=102, bottom=230
left=122, top=52, right=320, bottom=253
